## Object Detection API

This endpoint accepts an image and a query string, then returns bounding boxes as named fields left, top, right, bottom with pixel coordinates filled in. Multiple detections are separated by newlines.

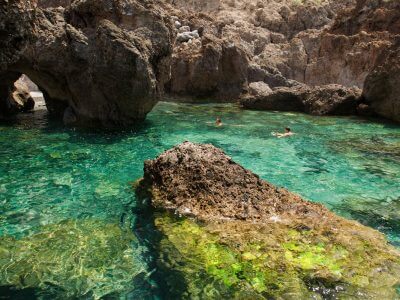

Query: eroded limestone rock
left=169, top=35, right=249, bottom=100
left=136, top=142, right=400, bottom=299
left=0, top=0, right=174, bottom=127
left=240, top=84, right=361, bottom=116
left=363, top=41, right=400, bottom=122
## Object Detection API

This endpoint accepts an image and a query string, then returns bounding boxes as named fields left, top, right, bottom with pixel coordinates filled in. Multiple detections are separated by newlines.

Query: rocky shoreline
left=0, top=0, right=399, bottom=125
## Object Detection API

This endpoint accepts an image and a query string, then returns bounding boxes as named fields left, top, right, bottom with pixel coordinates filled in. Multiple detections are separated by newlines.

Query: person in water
left=274, top=127, right=294, bottom=138
left=215, top=117, right=223, bottom=127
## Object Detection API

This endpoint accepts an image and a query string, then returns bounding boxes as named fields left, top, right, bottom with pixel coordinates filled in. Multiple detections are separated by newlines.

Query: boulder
left=0, top=0, right=174, bottom=127
left=178, top=25, right=191, bottom=33
left=176, top=30, right=199, bottom=43
left=303, top=84, right=362, bottom=115
left=9, top=80, right=35, bottom=112
left=136, top=142, right=400, bottom=299
left=240, top=84, right=362, bottom=115
left=240, top=85, right=305, bottom=112
left=248, top=81, right=272, bottom=96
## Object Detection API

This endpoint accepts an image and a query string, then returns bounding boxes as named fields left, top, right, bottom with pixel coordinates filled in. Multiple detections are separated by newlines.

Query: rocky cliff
left=1, top=0, right=399, bottom=124
left=362, top=39, right=400, bottom=122
left=164, top=0, right=400, bottom=121
left=0, top=0, right=174, bottom=126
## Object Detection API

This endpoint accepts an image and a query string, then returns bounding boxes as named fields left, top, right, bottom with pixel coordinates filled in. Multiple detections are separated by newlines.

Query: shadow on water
left=131, top=186, right=188, bottom=300
left=0, top=286, right=38, bottom=300
left=0, top=108, right=165, bottom=146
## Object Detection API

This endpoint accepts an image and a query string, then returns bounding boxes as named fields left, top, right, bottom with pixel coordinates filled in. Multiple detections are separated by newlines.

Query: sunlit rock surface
left=0, top=219, right=147, bottom=299
left=137, top=142, right=400, bottom=298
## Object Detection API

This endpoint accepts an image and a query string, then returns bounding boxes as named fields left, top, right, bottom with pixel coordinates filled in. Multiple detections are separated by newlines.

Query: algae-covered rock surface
left=0, top=219, right=147, bottom=299
left=137, top=142, right=400, bottom=299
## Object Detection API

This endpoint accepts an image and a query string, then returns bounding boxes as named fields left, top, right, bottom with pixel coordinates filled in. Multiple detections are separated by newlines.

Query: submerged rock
left=240, top=84, right=362, bottom=116
left=137, top=142, right=400, bottom=298
left=0, top=219, right=148, bottom=298
left=335, top=197, right=400, bottom=246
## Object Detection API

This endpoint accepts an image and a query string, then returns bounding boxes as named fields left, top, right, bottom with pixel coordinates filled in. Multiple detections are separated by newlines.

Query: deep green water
left=0, top=102, right=399, bottom=298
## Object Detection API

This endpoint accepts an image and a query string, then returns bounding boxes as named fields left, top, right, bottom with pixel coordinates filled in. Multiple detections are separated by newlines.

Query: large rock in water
left=0, top=0, right=174, bottom=127
left=137, top=142, right=400, bottom=299
left=240, top=84, right=362, bottom=116
left=362, top=41, right=400, bottom=122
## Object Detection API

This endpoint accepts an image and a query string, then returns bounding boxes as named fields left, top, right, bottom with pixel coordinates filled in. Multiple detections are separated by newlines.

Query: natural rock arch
left=0, top=0, right=174, bottom=127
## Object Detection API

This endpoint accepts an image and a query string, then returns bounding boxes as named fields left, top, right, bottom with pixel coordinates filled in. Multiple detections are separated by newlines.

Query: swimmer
left=215, top=117, right=223, bottom=127
left=273, top=127, right=294, bottom=138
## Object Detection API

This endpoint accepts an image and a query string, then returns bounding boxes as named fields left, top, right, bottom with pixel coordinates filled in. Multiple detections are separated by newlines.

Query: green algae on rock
left=137, top=142, right=400, bottom=299
left=0, top=219, right=147, bottom=299
left=154, top=213, right=400, bottom=299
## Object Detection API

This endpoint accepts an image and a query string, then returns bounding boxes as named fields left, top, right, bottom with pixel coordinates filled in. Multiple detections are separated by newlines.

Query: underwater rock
left=334, top=197, right=400, bottom=245
left=137, top=142, right=400, bottom=299
left=0, top=219, right=148, bottom=299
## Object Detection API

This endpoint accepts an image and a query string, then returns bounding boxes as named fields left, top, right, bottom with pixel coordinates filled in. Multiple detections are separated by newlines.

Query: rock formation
left=362, top=40, right=400, bottom=122
left=240, top=84, right=362, bottom=116
left=1, top=0, right=399, bottom=123
left=163, top=0, right=400, bottom=121
left=0, top=0, right=174, bottom=127
left=0, top=79, right=35, bottom=119
left=168, top=35, right=249, bottom=100
left=137, top=142, right=400, bottom=298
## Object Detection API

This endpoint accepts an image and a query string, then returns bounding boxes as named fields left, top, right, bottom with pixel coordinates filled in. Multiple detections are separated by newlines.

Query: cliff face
left=363, top=40, right=400, bottom=122
left=163, top=0, right=400, bottom=121
left=1, top=0, right=399, bottom=124
left=165, top=0, right=356, bottom=100
left=0, top=0, right=174, bottom=127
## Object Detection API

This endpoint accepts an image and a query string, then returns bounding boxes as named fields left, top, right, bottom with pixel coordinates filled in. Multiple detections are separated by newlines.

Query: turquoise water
left=0, top=102, right=399, bottom=298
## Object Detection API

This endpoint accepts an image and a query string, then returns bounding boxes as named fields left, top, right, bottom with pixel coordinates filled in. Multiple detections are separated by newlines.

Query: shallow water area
left=0, top=102, right=399, bottom=298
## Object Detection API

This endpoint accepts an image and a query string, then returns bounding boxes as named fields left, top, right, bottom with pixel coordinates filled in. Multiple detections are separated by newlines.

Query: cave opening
left=0, top=73, right=51, bottom=123
left=18, top=74, right=47, bottom=113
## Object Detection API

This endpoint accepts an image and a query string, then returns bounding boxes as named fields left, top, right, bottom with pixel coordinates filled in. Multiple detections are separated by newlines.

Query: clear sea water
left=0, top=102, right=399, bottom=298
